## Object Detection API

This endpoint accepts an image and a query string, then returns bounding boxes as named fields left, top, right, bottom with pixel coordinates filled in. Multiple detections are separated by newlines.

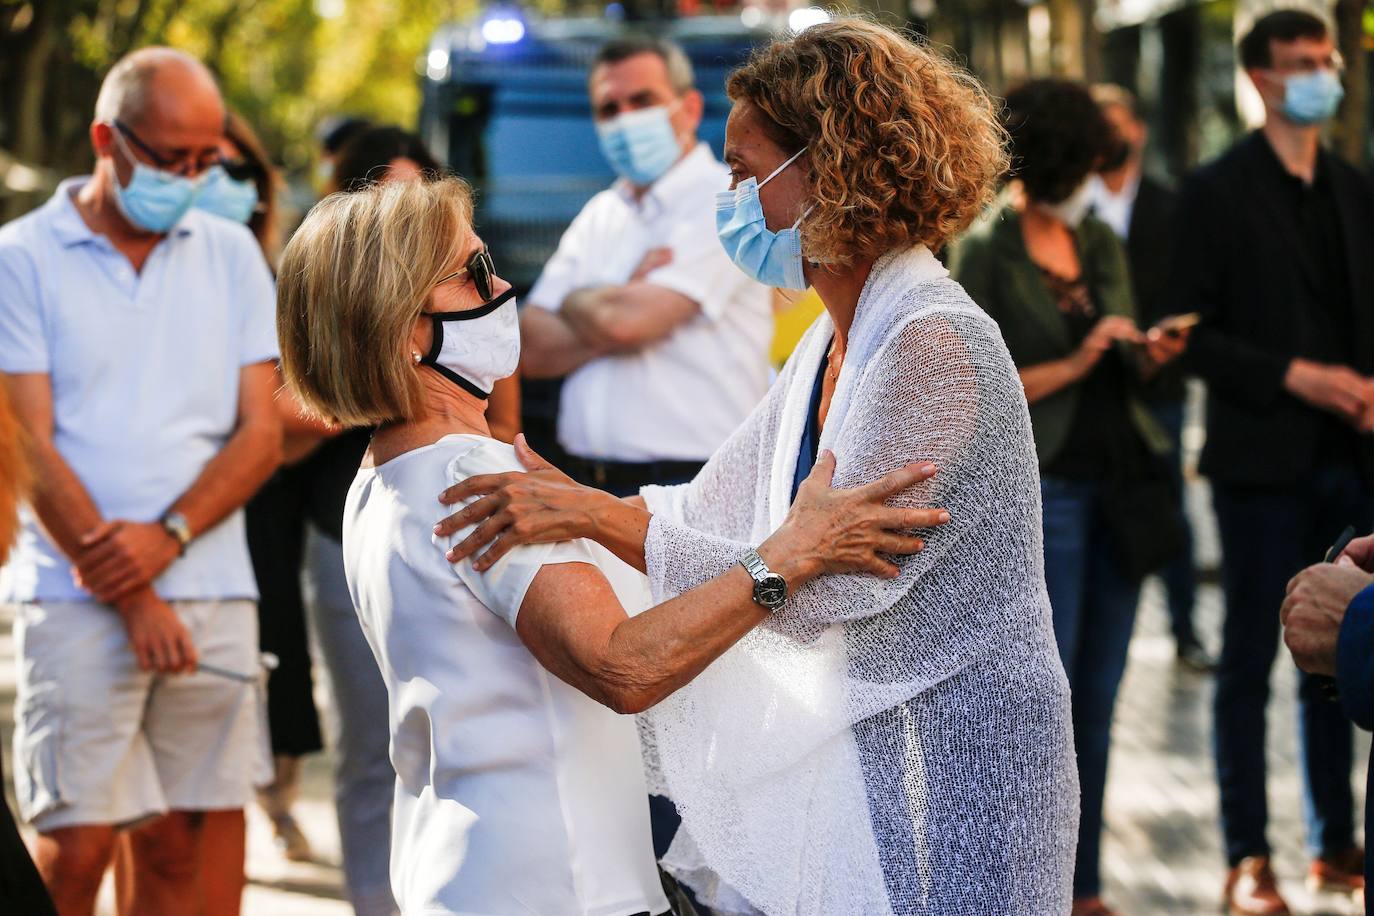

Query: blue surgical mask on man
left=195, top=165, right=259, bottom=225
left=111, top=129, right=205, bottom=233
left=1280, top=69, right=1344, bottom=126
left=596, top=103, right=683, bottom=187
left=715, top=146, right=809, bottom=290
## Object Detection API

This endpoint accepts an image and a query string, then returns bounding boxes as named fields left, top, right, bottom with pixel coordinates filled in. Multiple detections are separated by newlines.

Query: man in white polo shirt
left=519, top=36, right=773, bottom=498
left=0, top=48, right=281, bottom=914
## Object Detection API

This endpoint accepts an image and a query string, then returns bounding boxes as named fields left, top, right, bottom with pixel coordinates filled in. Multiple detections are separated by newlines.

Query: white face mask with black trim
left=416, top=289, right=520, bottom=399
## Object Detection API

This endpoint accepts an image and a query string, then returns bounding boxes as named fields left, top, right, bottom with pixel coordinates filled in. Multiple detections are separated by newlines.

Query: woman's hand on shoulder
left=435, top=434, right=610, bottom=571
left=762, top=451, right=950, bottom=584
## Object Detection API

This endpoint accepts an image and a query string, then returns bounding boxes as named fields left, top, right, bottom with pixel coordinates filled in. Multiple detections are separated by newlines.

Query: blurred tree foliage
left=0, top=0, right=476, bottom=181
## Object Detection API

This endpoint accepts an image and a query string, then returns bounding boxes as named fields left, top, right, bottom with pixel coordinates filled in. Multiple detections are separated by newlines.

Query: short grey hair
left=93, top=47, right=216, bottom=126
left=592, top=35, right=695, bottom=94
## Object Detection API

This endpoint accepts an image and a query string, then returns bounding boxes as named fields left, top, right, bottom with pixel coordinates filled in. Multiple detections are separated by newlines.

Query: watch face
left=754, top=574, right=788, bottom=609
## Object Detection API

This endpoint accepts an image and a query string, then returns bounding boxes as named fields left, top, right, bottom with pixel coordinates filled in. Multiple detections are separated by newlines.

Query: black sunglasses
left=437, top=246, right=498, bottom=302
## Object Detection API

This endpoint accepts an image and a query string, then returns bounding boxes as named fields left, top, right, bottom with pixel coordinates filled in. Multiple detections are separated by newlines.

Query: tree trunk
left=1334, top=0, right=1368, bottom=167
left=13, top=2, right=57, bottom=166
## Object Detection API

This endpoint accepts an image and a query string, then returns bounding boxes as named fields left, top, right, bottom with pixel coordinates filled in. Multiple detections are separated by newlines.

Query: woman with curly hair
left=435, top=20, right=1077, bottom=913
left=950, top=79, right=1188, bottom=916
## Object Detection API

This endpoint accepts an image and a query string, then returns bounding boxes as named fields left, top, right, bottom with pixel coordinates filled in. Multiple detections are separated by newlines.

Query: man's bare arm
left=6, top=373, right=107, bottom=562
left=4, top=372, right=197, bottom=672
left=519, top=306, right=609, bottom=379
left=561, top=283, right=699, bottom=351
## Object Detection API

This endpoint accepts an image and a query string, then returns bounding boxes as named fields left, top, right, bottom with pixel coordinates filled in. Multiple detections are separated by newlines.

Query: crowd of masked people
left=1, top=6, right=1374, bottom=916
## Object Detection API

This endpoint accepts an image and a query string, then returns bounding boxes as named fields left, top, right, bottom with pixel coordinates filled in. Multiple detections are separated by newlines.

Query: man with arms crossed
left=516, top=34, right=772, bottom=893
left=519, top=36, right=773, bottom=499
left=0, top=48, right=281, bottom=915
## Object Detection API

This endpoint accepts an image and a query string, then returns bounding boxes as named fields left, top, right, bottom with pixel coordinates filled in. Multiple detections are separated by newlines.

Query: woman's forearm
left=592, top=538, right=815, bottom=713
left=1020, top=355, right=1088, bottom=404
left=586, top=492, right=652, bottom=572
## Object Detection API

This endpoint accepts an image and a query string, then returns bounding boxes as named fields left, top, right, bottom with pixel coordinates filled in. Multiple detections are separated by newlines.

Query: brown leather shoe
left=1223, top=856, right=1290, bottom=915
left=1069, top=897, right=1117, bottom=916
left=1307, top=846, right=1365, bottom=896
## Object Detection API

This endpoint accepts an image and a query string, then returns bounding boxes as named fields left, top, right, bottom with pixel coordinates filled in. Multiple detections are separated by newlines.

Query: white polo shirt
left=529, top=143, right=773, bottom=463
left=0, top=178, right=278, bottom=603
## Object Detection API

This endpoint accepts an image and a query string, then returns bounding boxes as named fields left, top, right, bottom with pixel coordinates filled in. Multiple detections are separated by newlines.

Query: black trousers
left=245, top=470, right=324, bottom=757
left=1211, top=463, right=1373, bottom=863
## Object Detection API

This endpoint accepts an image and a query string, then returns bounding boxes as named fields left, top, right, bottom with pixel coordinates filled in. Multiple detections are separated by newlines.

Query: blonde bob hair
left=727, top=19, right=1008, bottom=266
left=277, top=177, right=474, bottom=426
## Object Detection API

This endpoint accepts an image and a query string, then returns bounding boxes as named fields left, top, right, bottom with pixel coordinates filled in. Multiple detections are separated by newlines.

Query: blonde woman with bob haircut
left=276, top=176, right=941, bottom=915
left=437, top=19, right=1079, bottom=913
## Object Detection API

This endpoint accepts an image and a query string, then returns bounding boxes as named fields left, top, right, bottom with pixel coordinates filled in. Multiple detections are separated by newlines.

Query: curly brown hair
left=726, top=19, right=1008, bottom=266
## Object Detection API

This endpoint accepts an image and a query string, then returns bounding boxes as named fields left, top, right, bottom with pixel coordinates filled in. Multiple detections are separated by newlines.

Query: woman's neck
left=806, top=257, right=876, bottom=349
left=367, top=372, right=491, bottom=466
left=1017, top=200, right=1080, bottom=280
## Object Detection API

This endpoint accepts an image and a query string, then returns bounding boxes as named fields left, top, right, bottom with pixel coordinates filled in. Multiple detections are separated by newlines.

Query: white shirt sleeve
left=0, top=245, right=48, bottom=374
left=234, top=232, right=280, bottom=365
left=439, top=444, right=599, bottom=628
left=527, top=200, right=597, bottom=313
left=640, top=201, right=747, bottom=322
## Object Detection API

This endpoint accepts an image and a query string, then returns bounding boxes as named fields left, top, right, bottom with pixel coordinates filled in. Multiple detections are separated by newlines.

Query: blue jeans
left=1041, top=476, right=1142, bottom=899
left=1148, top=400, right=1199, bottom=645
left=1211, top=465, right=1372, bottom=864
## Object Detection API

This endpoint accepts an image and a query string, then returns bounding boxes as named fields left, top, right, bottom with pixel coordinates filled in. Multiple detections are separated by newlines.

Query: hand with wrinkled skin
left=437, top=435, right=613, bottom=572
left=437, top=436, right=950, bottom=578
left=1339, top=533, right=1374, bottom=572
left=1281, top=557, right=1374, bottom=677
left=767, top=450, right=949, bottom=582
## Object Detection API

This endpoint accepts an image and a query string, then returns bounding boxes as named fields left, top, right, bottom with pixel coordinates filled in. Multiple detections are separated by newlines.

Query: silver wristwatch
left=739, top=549, right=788, bottom=612
left=160, top=511, right=193, bottom=556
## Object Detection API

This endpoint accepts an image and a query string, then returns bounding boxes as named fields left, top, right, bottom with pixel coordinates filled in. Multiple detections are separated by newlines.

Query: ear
left=409, top=312, right=434, bottom=365
left=682, top=89, right=705, bottom=132
left=90, top=121, right=115, bottom=159
left=1244, top=66, right=1274, bottom=100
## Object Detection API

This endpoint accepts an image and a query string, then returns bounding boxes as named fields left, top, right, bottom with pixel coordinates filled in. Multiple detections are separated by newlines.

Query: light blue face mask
left=596, top=104, right=682, bottom=187
left=1281, top=69, right=1345, bottom=126
left=111, top=130, right=204, bottom=233
left=715, top=146, right=808, bottom=290
left=195, top=165, right=259, bottom=224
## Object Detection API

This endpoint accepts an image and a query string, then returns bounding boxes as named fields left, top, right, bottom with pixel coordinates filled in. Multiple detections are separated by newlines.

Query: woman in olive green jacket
left=949, top=79, right=1187, bottom=916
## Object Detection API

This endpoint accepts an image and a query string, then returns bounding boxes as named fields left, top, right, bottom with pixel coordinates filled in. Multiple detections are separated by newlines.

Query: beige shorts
left=11, top=599, right=272, bottom=833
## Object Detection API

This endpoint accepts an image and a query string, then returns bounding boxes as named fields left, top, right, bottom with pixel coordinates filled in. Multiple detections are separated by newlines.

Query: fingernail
left=433, top=524, right=444, bottom=534
left=446, top=549, right=457, bottom=561
left=921, top=463, right=936, bottom=474
left=937, top=511, right=950, bottom=523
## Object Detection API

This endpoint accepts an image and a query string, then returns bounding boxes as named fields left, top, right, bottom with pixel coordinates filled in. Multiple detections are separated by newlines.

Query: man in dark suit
left=1172, top=9, right=1374, bottom=914
left=1090, top=83, right=1213, bottom=673
left=1282, top=534, right=1374, bottom=914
